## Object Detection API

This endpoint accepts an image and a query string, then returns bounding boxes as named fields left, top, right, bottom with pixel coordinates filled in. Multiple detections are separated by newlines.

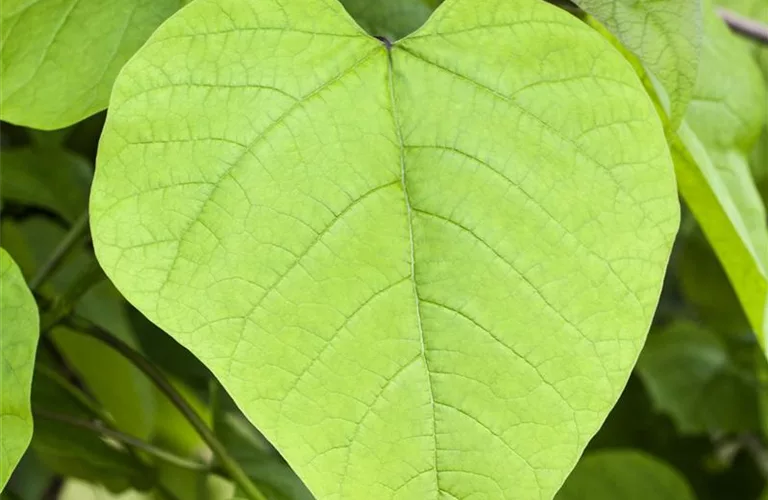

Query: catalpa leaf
left=90, top=0, right=679, bottom=498
left=0, top=249, right=39, bottom=489
left=555, top=450, right=695, bottom=500
left=572, top=0, right=702, bottom=126
left=0, top=0, right=182, bottom=130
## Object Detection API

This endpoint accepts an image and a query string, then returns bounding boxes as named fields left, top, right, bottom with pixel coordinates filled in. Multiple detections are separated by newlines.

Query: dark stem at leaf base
left=374, top=35, right=393, bottom=50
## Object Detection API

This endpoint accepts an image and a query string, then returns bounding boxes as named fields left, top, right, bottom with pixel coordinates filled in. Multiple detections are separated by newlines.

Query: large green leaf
left=555, top=450, right=695, bottom=500
left=572, top=0, right=702, bottom=125
left=0, top=249, right=39, bottom=490
left=636, top=321, right=760, bottom=433
left=90, top=0, right=679, bottom=498
left=0, top=0, right=182, bottom=130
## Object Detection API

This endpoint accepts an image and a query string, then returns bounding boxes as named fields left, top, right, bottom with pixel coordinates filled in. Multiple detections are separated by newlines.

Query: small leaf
left=572, top=0, right=702, bottom=125
left=0, top=249, right=39, bottom=490
left=0, top=147, right=92, bottom=223
left=555, top=450, right=695, bottom=500
left=636, top=321, right=760, bottom=433
left=90, top=0, right=679, bottom=497
left=0, top=0, right=182, bottom=129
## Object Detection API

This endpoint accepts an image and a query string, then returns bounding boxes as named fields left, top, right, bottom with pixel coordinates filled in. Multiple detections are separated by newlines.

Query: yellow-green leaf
left=90, top=0, right=679, bottom=497
left=0, top=249, right=39, bottom=490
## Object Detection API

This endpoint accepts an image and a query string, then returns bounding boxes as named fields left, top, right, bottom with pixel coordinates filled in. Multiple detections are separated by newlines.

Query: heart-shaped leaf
left=90, top=0, right=679, bottom=497
left=0, top=249, right=39, bottom=489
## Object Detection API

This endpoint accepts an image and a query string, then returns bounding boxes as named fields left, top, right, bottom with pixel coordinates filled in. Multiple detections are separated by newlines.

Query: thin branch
left=718, top=8, right=768, bottom=45
left=34, top=410, right=211, bottom=473
left=34, top=364, right=112, bottom=424
left=29, top=211, right=90, bottom=291
left=62, top=315, right=267, bottom=500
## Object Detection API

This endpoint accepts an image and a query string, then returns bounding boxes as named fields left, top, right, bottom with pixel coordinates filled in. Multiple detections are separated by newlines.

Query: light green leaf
left=671, top=3, right=768, bottom=345
left=0, top=0, right=182, bottom=130
left=58, top=479, right=150, bottom=500
left=90, top=0, right=679, bottom=498
left=0, top=147, right=92, bottom=223
left=0, top=249, right=39, bottom=490
left=339, top=0, right=433, bottom=40
left=555, top=450, right=695, bottom=500
left=636, top=321, right=760, bottom=433
left=572, top=0, right=702, bottom=125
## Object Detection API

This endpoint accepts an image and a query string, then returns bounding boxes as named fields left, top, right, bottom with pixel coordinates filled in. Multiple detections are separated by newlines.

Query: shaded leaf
left=573, top=0, right=702, bottom=125
left=636, top=321, right=760, bottom=433
left=0, top=0, right=182, bottom=129
left=0, top=147, right=92, bottom=223
left=339, top=0, right=433, bottom=40
left=90, top=0, right=679, bottom=498
left=0, top=250, right=39, bottom=490
left=556, top=450, right=695, bottom=500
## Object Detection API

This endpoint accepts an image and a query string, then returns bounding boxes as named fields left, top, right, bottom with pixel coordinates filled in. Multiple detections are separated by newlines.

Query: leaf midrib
left=386, top=46, right=440, bottom=497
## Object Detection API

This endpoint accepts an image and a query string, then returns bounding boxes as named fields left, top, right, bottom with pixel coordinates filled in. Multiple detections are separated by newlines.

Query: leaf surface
left=555, top=450, right=695, bottom=500
left=0, top=0, right=181, bottom=129
left=0, top=249, right=39, bottom=490
left=90, top=0, right=679, bottom=498
left=572, top=0, right=701, bottom=125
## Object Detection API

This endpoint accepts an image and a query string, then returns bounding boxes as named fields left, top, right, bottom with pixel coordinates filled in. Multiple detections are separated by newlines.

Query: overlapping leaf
left=0, top=249, right=39, bottom=490
left=672, top=4, right=768, bottom=345
left=90, top=0, right=679, bottom=498
left=572, top=0, right=702, bottom=125
left=0, top=0, right=182, bottom=129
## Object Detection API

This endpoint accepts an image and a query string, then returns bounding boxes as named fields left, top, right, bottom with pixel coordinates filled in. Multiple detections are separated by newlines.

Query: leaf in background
left=0, top=249, right=39, bottom=490
left=0, top=147, right=92, bottom=223
left=572, top=0, right=702, bottom=125
left=339, top=0, right=433, bottom=40
left=58, top=478, right=150, bottom=500
left=0, top=0, right=182, bottom=130
left=90, top=0, right=680, bottom=497
left=671, top=3, right=768, bottom=345
left=555, top=450, right=695, bottom=500
left=636, top=321, right=760, bottom=434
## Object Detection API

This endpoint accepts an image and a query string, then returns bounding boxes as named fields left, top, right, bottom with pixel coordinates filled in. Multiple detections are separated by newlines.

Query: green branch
left=29, top=211, right=90, bottom=291
left=34, top=410, right=211, bottom=473
left=718, top=8, right=768, bottom=45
